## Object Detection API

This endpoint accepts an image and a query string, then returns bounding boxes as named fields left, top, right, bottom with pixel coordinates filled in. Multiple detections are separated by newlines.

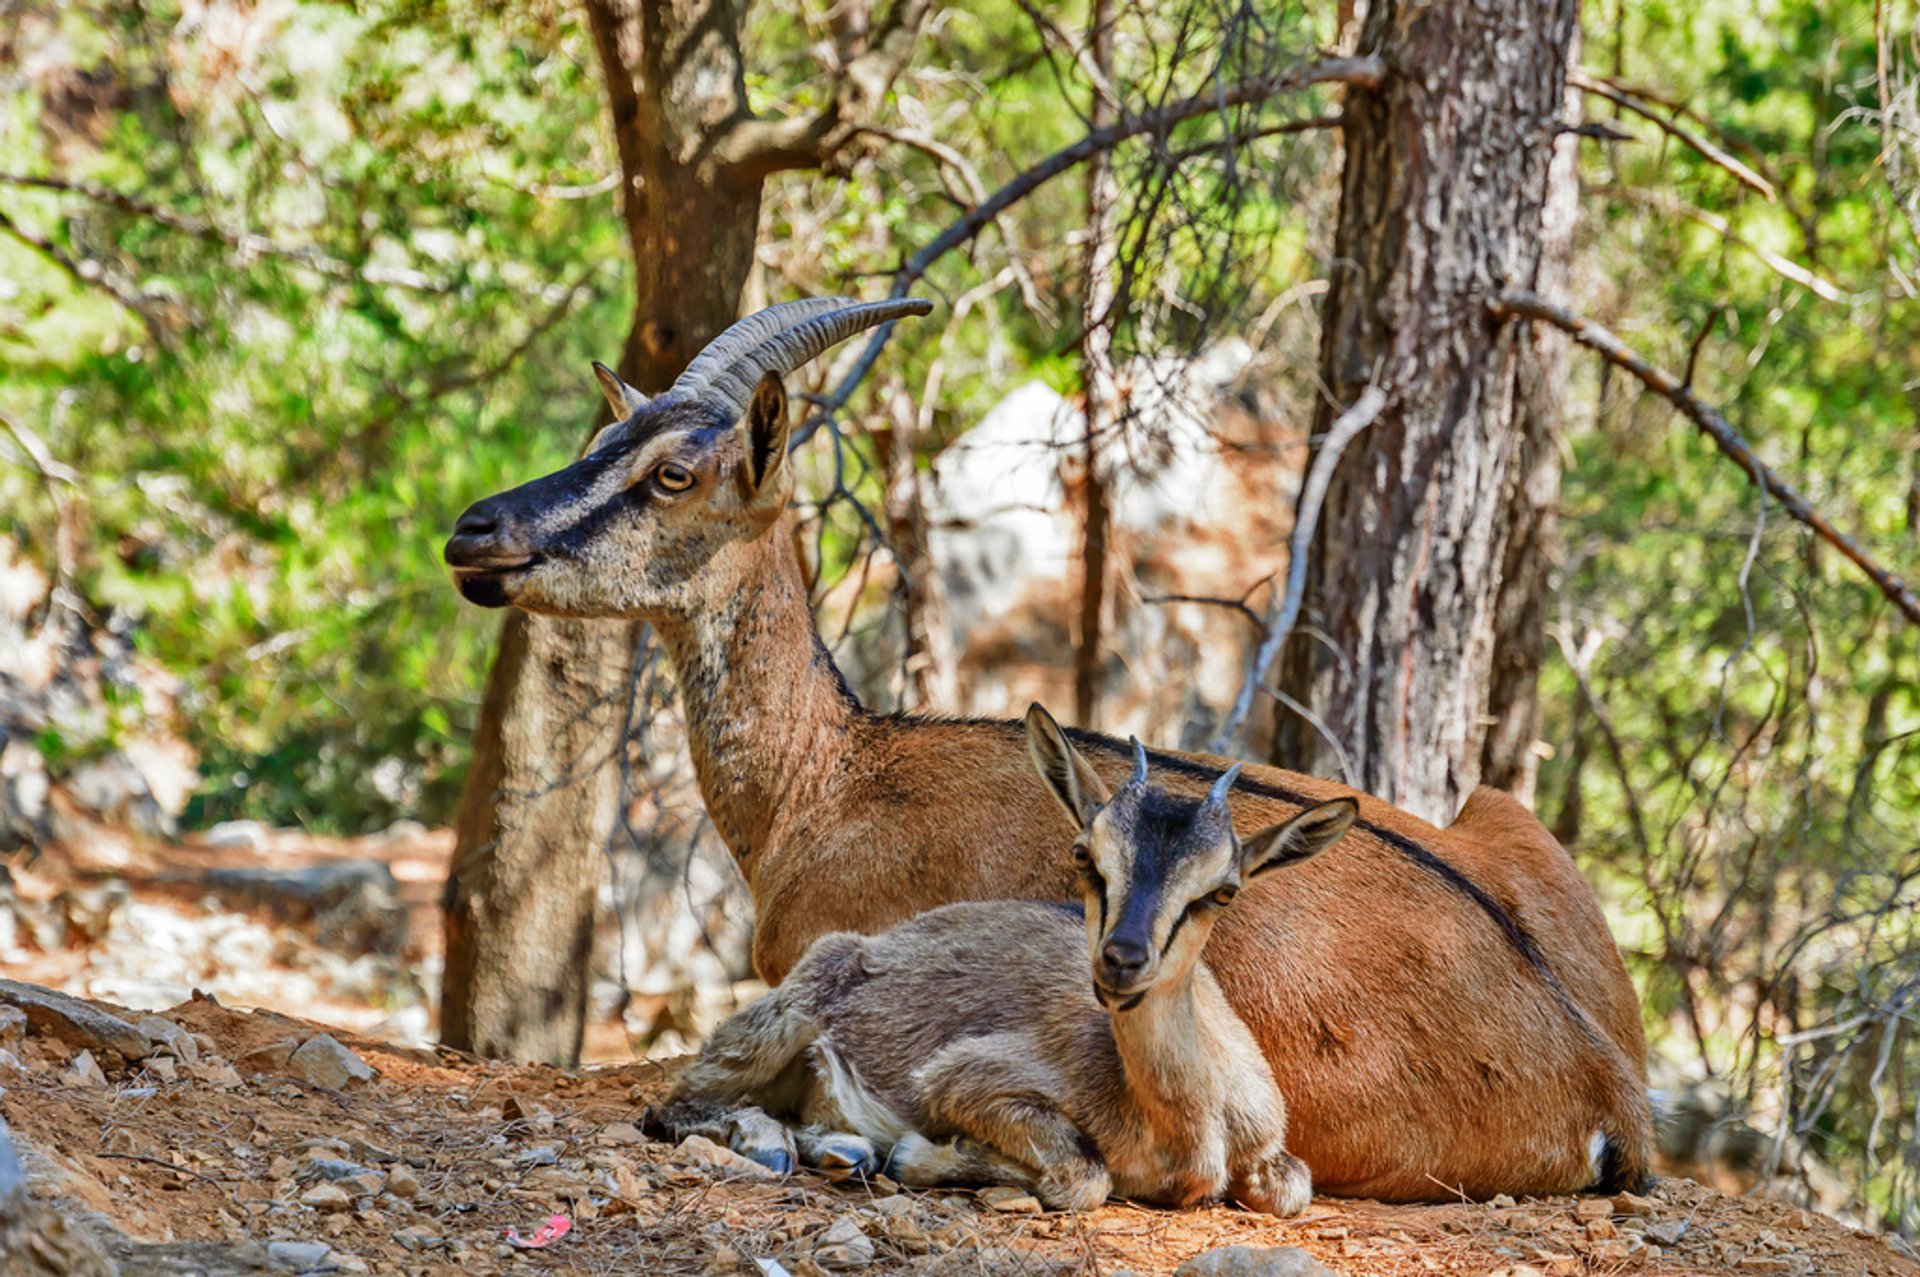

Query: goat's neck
left=1109, top=962, right=1237, bottom=1138
left=654, top=521, right=858, bottom=859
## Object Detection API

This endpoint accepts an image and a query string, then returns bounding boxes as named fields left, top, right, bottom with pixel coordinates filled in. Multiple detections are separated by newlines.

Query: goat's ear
left=1240, top=798, right=1358, bottom=880
left=744, top=372, right=791, bottom=493
left=1024, top=703, right=1111, bottom=831
left=593, top=361, right=648, bottom=420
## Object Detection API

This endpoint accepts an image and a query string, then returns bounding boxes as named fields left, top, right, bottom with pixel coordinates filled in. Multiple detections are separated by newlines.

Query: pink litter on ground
left=502, top=1215, right=572, bottom=1248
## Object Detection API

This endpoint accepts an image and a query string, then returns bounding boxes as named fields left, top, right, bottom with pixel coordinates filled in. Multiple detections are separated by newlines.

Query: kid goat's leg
left=645, top=935, right=864, bottom=1173
left=900, top=1035, right=1111, bottom=1211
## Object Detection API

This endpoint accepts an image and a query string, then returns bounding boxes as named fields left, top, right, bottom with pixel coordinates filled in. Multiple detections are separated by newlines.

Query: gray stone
left=136, top=1016, right=199, bottom=1064
left=0, top=1004, right=25, bottom=1049
left=0, top=1119, right=24, bottom=1208
left=0, top=979, right=152, bottom=1063
left=1646, top=1220, right=1688, bottom=1247
left=267, top=1240, right=335, bottom=1272
left=285, top=1035, right=374, bottom=1090
left=1173, top=1247, right=1342, bottom=1277
left=300, top=1159, right=375, bottom=1183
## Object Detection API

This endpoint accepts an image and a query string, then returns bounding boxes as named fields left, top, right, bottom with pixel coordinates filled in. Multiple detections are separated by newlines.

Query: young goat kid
left=649, top=705, right=1358, bottom=1214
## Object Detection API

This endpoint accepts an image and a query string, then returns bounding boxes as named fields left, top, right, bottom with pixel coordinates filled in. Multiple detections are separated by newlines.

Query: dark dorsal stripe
left=1056, top=726, right=1612, bottom=1054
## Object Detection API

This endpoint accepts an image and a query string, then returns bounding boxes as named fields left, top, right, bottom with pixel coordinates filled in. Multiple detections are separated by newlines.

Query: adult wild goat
left=648, top=705, right=1358, bottom=1215
left=444, top=296, right=1653, bottom=1200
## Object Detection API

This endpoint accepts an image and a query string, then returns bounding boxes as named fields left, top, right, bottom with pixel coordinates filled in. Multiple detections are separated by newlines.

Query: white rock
left=65, top=1048, right=107, bottom=1088
left=286, top=1035, right=374, bottom=1090
left=267, top=1239, right=334, bottom=1271
left=1173, top=1247, right=1341, bottom=1277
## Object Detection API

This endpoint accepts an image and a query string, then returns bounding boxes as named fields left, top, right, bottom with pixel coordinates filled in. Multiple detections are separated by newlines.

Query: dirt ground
left=1, top=988, right=1916, bottom=1277
left=3, top=826, right=1918, bottom=1276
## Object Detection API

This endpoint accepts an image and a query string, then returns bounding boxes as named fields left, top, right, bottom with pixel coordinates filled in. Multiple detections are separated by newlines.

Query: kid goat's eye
left=1210, top=885, right=1238, bottom=907
left=655, top=462, right=695, bottom=492
left=1071, top=841, right=1092, bottom=867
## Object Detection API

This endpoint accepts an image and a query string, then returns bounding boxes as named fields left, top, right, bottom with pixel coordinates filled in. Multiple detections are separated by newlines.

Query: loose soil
left=2, top=990, right=1915, bottom=1277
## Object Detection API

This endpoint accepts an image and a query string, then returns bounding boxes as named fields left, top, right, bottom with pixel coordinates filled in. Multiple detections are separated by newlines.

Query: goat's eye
left=655, top=462, right=695, bottom=492
left=1210, top=885, right=1238, bottom=907
left=1071, top=841, right=1092, bottom=868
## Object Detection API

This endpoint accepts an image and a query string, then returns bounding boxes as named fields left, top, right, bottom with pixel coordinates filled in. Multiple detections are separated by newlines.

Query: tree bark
left=1073, top=0, right=1119, bottom=728
left=1480, top=39, right=1582, bottom=805
left=1272, top=0, right=1580, bottom=825
left=441, top=0, right=766, bottom=1063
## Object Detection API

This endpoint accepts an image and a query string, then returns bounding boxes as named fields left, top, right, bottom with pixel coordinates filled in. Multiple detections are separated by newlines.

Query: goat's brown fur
left=447, top=365, right=1654, bottom=1201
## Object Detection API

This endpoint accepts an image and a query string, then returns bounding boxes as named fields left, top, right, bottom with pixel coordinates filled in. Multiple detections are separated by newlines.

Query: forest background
left=2, top=0, right=1917, bottom=1238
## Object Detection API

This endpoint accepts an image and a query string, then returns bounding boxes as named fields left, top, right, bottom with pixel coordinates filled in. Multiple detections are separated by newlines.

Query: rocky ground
left=0, top=980, right=1915, bottom=1277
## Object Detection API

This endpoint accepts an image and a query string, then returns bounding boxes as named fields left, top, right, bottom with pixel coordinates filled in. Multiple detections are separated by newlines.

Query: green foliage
left=1541, top=0, right=1920, bottom=1228
left=2, top=0, right=630, bottom=829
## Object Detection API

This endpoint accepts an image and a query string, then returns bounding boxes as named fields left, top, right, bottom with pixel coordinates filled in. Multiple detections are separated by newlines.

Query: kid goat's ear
left=1024, top=702, right=1112, bottom=832
left=744, top=371, right=791, bottom=493
left=1240, top=798, right=1359, bottom=880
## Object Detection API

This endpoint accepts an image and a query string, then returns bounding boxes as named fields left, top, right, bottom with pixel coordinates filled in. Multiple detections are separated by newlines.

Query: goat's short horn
left=1129, top=738, right=1150, bottom=787
left=1208, top=764, right=1243, bottom=808
left=671, top=296, right=933, bottom=421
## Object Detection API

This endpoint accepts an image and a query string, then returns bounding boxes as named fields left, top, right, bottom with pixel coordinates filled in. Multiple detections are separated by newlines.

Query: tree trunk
left=1480, top=39, right=1582, bottom=805
left=881, top=380, right=958, bottom=710
left=441, top=0, right=765, bottom=1064
left=1073, top=0, right=1119, bottom=728
left=1273, top=0, right=1580, bottom=825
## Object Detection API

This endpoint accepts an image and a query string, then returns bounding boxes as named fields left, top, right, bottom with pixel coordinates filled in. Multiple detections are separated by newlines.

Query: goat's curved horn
left=1208, top=764, right=1243, bottom=808
left=1129, top=738, right=1150, bottom=787
left=672, top=296, right=933, bottom=419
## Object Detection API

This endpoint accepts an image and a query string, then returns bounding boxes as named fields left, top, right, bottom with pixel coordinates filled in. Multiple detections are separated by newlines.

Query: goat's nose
left=445, top=500, right=529, bottom=570
left=1102, top=938, right=1150, bottom=975
left=454, top=505, right=499, bottom=538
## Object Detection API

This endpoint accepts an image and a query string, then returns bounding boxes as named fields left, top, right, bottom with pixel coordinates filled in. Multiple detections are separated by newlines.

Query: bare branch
left=0, top=205, right=154, bottom=332
left=710, top=0, right=937, bottom=178
left=1570, top=70, right=1778, bottom=202
left=794, top=54, right=1386, bottom=445
left=1604, top=184, right=1848, bottom=302
left=1164, top=114, right=1344, bottom=165
left=1209, top=383, right=1391, bottom=754
left=1495, top=290, right=1920, bottom=626
left=1014, top=0, right=1124, bottom=119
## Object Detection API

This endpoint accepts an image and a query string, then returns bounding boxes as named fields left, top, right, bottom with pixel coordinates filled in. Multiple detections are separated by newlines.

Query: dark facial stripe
left=1055, top=725, right=1614, bottom=1055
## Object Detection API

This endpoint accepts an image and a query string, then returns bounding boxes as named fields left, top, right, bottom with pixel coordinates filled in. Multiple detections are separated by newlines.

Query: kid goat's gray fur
left=646, top=703, right=1359, bottom=1214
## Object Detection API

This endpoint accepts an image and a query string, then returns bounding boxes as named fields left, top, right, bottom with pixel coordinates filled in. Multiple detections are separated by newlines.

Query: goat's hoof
left=882, top=1133, right=939, bottom=1185
left=811, top=1134, right=879, bottom=1176
left=1036, top=1164, right=1111, bottom=1213
left=1243, top=1151, right=1313, bottom=1217
left=742, top=1146, right=795, bottom=1175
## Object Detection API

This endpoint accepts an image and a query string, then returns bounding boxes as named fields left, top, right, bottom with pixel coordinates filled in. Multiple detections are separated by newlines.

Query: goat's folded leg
left=885, top=1132, right=1039, bottom=1190
left=908, top=1036, right=1111, bottom=1212
left=668, top=939, right=861, bottom=1102
left=641, top=1096, right=800, bottom=1174
left=1230, top=1145, right=1314, bottom=1217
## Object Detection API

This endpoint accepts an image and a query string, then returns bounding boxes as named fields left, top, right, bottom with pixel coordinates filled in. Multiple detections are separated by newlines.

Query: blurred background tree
left=1, top=0, right=1917, bottom=1233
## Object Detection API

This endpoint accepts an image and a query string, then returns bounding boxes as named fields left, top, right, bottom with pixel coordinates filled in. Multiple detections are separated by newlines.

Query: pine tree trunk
left=1073, top=0, right=1119, bottom=728
left=1480, top=41, right=1582, bottom=805
left=440, top=0, right=764, bottom=1063
left=1273, top=0, right=1580, bottom=825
